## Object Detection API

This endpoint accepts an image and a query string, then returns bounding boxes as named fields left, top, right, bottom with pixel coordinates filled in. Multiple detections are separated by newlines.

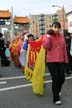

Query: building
left=0, top=9, right=68, bottom=40
left=30, top=14, right=52, bottom=37
left=67, top=11, right=72, bottom=32
left=0, top=10, right=11, bottom=41
left=0, top=9, right=30, bottom=41
left=30, top=9, right=68, bottom=37
left=14, top=16, right=30, bottom=34
left=54, top=9, right=68, bottom=31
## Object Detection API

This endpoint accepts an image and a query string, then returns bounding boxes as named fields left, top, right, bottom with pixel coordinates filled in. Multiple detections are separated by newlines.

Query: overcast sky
left=0, top=0, right=72, bottom=16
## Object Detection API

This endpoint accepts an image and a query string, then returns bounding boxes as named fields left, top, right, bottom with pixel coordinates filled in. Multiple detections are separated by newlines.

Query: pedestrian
left=64, top=31, right=72, bottom=75
left=0, top=32, right=6, bottom=66
left=69, top=30, right=72, bottom=72
left=5, top=43, right=10, bottom=58
left=19, top=33, right=34, bottom=70
left=69, top=30, right=72, bottom=56
left=42, top=22, right=68, bottom=105
left=19, top=34, right=28, bottom=70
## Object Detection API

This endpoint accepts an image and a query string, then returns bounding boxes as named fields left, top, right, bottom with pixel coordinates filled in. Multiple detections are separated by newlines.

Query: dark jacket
left=65, top=36, right=72, bottom=64
left=0, top=37, right=5, bottom=57
left=65, top=37, right=71, bottom=54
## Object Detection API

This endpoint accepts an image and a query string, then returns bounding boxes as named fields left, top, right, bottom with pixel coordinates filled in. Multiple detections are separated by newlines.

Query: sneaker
left=59, top=92, right=61, bottom=96
left=55, top=100, right=62, bottom=105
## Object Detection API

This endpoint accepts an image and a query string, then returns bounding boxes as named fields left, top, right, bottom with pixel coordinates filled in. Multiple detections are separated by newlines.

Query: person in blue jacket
left=19, top=34, right=34, bottom=70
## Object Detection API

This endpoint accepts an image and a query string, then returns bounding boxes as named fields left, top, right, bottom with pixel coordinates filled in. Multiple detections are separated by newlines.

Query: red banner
left=28, top=39, right=42, bottom=70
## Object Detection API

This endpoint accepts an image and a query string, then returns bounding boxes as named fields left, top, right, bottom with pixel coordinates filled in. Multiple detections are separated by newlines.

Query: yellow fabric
left=24, top=37, right=43, bottom=81
left=24, top=41, right=46, bottom=95
left=24, top=44, right=33, bottom=81
left=32, top=46, right=45, bottom=95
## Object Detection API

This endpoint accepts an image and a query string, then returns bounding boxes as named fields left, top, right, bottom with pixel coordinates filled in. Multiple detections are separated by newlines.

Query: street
left=0, top=63, right=72, bottom=108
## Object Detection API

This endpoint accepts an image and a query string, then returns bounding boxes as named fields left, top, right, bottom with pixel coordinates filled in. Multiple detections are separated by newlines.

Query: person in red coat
left=42, top=22, right=68, bottom=105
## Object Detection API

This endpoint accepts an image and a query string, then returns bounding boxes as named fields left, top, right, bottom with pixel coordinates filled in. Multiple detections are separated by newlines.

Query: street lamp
left=52, top=5, right=62, bottom=8
left=52, top=5, right=65, bottom=31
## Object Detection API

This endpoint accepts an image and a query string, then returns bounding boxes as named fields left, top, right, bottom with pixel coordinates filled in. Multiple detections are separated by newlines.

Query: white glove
left=24, top=35, right=28, bottom=41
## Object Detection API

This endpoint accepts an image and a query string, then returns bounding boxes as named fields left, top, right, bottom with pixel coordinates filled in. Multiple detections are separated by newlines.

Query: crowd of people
left=0, top=21, right=72, bottom=105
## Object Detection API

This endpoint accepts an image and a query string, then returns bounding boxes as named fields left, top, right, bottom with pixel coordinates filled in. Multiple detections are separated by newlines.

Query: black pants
left=66, top=54, right=72, bottom=72
left=0, top=47, right=6, bottom=66
left=47, top=62, right=65, bottom=102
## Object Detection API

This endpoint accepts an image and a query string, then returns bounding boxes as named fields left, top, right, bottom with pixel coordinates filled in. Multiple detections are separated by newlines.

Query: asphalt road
left=0, top=62, right=72, bottom=108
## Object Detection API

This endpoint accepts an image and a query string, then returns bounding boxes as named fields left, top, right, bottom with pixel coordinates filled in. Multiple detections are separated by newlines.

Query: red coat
left=42, top=33, right=68, bottom=63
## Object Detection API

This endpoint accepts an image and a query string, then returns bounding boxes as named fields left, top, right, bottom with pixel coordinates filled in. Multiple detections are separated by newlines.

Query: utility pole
left=52, top=5, right=65, bottom=31
left=29, top=13, right=31, bottom=33
left=10, top=7, right=14, bottom=40
left=61, top=5, right=65, bottom=31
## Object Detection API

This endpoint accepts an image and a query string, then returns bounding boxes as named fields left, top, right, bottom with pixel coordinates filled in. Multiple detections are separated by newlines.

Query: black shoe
left=66, top=70, right=71, bottom=75
left=66, top=71, right=72, bottom=75
left=0, top=75, right=2, bottom=77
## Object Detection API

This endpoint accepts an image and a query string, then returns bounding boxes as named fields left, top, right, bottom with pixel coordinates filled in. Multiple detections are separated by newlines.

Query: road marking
left=45, top=73, right=50, bottom=76
left=65, top=76, right=72, bottom=80
left=0, top=83, right=32, bottom=91
left=0, top=76, right=26, bottom=80
left=0, top=76, right=72, bottom=92
left=0, top=73, right=50, bottom=80
left=0, top=81, right=7, bottom=84
left=45, top=75, right=72, bottom=83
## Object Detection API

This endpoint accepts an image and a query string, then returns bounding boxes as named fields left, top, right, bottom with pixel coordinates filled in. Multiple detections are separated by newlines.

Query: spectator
left=19, top=33, right=34, bottom=70
left=0, top=32, right=6, bottom=67
left=64, top=32, right=72, bottom=75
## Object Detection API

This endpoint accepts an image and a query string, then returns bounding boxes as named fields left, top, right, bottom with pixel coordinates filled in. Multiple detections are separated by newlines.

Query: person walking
left=64, top=32, right=72, bottom=75
left=19, top=33, right=34, bottom=70
left=19, top=34, right=28, bottom=70
left=0, top=32, right=6, bottom=66
left=42, top=22, right=68, bottom=105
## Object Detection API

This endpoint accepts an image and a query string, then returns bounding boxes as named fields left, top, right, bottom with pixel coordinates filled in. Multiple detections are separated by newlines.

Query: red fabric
left=28, top=37, right=43, bottom=69
left=16, top=39, right=23, bottom=56
left=42, top=33, right=68, bottom=63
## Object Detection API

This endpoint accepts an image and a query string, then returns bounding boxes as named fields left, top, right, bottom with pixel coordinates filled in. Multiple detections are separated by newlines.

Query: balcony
left=39, top=14, right=45, bottom=21
left=39, top=17, right=44, bottom=21
left=39, top=26, right=45, bottom=30
left=40, top=29, right=45, bottom=35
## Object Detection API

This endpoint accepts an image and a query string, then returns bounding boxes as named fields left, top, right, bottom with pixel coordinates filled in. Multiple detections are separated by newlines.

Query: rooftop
left=14, top=16, right=29, bottom=24
left=0, top=10, right=11, bottom=19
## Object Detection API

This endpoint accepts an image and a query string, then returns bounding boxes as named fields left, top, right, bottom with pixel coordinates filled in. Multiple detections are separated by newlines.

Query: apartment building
left=30, top=9, right=68, bottom=37
left=30, top=14, right=52, bottom=37
left=67, top=11, right=72, bottom=32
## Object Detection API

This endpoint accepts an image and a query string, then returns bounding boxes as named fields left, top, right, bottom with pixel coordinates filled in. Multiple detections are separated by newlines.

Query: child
left=5, top=43, right=10, bottom=58
left=19, top=35, right=28, bottom=69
